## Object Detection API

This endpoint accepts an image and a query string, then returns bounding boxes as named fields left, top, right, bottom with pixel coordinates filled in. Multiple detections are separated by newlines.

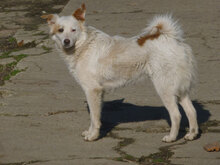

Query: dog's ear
left=41, top=14, right=59, bottom=34
left=73, top=3, right=86, bottom=21
left=41, top=14, right=58, bottom=25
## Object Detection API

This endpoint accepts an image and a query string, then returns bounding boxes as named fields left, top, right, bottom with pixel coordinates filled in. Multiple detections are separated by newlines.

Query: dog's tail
left=137, top=15, right=183, bottom=46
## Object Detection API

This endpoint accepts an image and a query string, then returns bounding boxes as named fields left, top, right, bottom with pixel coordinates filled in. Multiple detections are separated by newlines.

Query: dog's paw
left=82, top=130, right=89, bottom=137
left=162, top=135, right=176, bottom=143
left=84, top=130, right=99, bottom=141
left=184, top=133, right=197, bottom=141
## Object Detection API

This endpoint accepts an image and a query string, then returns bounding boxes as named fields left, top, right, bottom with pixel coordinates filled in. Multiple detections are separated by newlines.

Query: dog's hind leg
left=82, top=87, right=103, bottom=141
left=179, top=94, right=198, bottom=140
left=159, top=94, right=182, bottom=142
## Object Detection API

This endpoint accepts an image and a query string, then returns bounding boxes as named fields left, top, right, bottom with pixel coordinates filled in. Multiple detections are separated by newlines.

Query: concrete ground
left=0, top=0, right=220, bottom=164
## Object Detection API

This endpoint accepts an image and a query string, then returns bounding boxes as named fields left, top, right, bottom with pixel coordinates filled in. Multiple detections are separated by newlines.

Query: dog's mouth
left=62, top=43, right=76, bottom=54
left=63, top=44, right=75, bottom=49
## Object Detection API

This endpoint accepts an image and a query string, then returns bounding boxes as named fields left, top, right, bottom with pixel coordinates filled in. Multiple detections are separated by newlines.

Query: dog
left=41, top=3, right=198, bottom=143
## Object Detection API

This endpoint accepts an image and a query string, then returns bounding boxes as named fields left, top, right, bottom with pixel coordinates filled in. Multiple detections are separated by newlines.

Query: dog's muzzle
left=64, top=39, right=70, bottom=46
left=63, top=39, right=75, bottom=50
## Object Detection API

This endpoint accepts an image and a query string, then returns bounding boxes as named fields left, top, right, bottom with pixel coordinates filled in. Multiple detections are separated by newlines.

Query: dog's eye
left=72, top=29, right=76, bottom=32
left=58, top=28, right=64, bottom=33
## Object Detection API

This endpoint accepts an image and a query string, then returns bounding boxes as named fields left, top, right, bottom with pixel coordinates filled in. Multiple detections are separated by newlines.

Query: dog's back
left=74, top=15, right=197, bottom=96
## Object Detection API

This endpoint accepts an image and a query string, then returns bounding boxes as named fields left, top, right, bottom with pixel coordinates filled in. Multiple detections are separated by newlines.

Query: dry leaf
left=17, top=40, right=24, bottom=47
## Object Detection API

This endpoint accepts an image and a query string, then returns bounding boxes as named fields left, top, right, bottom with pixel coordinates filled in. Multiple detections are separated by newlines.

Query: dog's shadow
left=99, top=99, right=210, bottom=139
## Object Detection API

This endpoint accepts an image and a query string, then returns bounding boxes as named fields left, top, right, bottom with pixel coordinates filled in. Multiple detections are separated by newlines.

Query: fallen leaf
left=204, top=142, right=220, bottom=152
left=17, top=40, right=24, bottom=47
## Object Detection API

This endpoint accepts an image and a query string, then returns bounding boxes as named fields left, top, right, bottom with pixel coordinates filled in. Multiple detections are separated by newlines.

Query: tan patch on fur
left=73, top=3, right=86, bottom=21
left=156, top=23, right=163, bottom=30
left=51, top=24, right=61, bottom=34
left=137, top=24, right=163, bottom=46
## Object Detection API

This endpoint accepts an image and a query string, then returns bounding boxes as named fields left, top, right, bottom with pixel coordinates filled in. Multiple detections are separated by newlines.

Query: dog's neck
left=75, top=27, right=88, bottom=51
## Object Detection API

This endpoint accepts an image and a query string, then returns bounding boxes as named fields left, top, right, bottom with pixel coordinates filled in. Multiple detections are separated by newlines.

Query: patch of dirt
left=0, top=54, right=27, bottom=85
left=0, top=0, right=69, bottom=85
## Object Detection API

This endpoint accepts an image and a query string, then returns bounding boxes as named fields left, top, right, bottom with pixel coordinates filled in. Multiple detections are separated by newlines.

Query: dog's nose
left=64, top=39, right=70, bottom=45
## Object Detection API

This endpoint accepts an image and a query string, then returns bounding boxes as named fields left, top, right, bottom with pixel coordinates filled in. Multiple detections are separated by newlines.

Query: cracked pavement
left=0, top=0, right=220, bottom=164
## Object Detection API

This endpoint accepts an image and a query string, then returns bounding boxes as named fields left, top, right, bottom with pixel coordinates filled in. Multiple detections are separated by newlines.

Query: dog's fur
left=42, top=4, right=198, bottom=142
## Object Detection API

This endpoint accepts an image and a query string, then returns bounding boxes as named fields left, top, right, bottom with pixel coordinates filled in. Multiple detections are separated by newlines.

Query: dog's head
left=41, top=4, right=86, bottom=50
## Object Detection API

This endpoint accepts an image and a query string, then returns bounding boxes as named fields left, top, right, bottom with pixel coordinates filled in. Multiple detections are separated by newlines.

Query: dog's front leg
left=82, top=88, right=103, bottom=141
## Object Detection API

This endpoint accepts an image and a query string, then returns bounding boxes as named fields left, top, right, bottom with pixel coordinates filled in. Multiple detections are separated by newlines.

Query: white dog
left=42, top=4, right=198, bottom=142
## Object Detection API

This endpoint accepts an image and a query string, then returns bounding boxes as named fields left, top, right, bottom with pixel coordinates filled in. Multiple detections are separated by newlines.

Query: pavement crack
left=107, top=132, right=137, bottom=163
left=0, top=113, right=29, bottom=117
left=137, top=141, right=187, bottom=165
left=107, top=131, right=187, bottom=164
left=29, top=61, right=43, bottom=71
left=46, top=109, right=77, bottom=116
left=199, top=100, right=220, bottom=105
left=0, top=160, right=49, bottom=165
left=200, top=120, right=220, bottom=133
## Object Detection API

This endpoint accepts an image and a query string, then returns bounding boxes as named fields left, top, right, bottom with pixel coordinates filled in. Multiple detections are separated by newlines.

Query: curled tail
left=137, top=15, right=183, bottom=46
